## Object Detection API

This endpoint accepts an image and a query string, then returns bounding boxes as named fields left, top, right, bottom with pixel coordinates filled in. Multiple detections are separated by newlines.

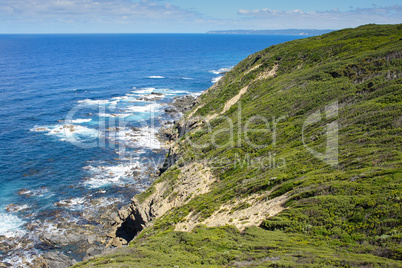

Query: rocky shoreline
left=0, top=94, right=196, bottom=268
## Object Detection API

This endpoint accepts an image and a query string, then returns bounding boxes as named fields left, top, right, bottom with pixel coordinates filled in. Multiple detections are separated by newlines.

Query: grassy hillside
left=74, top=24, right=402, bottom=267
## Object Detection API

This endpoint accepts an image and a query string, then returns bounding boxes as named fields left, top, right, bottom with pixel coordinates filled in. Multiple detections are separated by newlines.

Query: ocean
left=0, top=33, right=303, bottom=266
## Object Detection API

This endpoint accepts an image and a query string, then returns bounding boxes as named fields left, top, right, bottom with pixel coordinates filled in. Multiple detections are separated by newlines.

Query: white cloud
left=236, top=5, right=402, bottom=29
left=0, top=0, right=199, bottom=23
left=237, top=8, right=318, bottom=17
left=1, top=1, right=401, bottom=33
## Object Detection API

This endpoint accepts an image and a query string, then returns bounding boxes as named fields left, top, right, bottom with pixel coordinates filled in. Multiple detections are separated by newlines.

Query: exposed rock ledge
left=106, top=162, right=215, bottom=247
left=107, top=154, right=288, bottom=248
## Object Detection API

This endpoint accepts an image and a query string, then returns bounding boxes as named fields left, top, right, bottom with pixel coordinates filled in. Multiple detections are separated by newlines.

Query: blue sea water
left=0, top=34, right=303, bottom=264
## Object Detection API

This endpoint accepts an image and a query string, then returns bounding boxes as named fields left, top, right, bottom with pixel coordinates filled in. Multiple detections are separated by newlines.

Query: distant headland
left=207, top=29, right=335, bottom=35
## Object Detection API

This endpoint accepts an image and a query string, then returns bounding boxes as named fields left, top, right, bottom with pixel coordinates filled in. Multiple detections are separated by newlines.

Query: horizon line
left=0, top=28, right=339, bottom=35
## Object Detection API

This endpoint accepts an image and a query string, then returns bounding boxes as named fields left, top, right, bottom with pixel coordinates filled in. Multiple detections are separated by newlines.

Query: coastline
left=0, top=33, right=304, bottom=268
left=0, top=94, right=198, bottom=268
left=104, top=95, right=198, bottom=248
left=3, top=24, right=400, bottom=268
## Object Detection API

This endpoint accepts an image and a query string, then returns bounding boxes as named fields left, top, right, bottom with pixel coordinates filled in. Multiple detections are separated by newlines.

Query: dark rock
left=131, top=170, right=141, bottom=177
left=66, top=233, right=86, bottom=244
left=112, top=199, right=151, bottom=245
left=42, top=233, right=70, bottom=246
left=0, top=240, right=13, bottom=252
left=110, top=212, right=118, bottom=220
left=171, top=95, right=196, bottom=113
left=17, top=189, right=30, bottom=196
left=86, top=247, right=96, bottom=256
left=158, top=148, right=179, bottom=174
left=164, top=108, right=178, bottom=114
left=42, top=251, right=76, bottom=268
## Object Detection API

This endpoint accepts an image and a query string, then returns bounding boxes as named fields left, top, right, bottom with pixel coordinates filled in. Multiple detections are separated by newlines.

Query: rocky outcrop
left=175, top=193, right=288, bottom=232
left=31, top=252, right=76, bottom=268
left=158, top=147, right=180, bottom=174
left=106, top=198, right=152, bottom=247
left=164, top=95, right=196, bottom=116
left=171, top=95, right=196, bottom=113
left=107, top=162, right=215, bottom=247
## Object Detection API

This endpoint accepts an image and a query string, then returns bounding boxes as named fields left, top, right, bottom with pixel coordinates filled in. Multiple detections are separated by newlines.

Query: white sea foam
left=54, top=197, right=87, bottom=210
left=77, top=99, right=111, bottom=105
left=111, top=96, right=129, bottom=101
left=92, top=197, right=124, bottom=208
left=140, top=93, right=166, bottom=100
left=17, top=187, right=51, bottom=198
left=147, top=75, right=165, bottom=79
left=181, top=77, right=194, bottom=80
left=83, top=163, right=141, bottom=189
left=164, top=90, right=190, bottom=95
left=5, top=204, right=31, bottom=213
left=212, top=76, right=223, bottom=83
left=190, top=92, right=203, bottom=97
left=125, top=103, right=162, bottom=113
left=210, top=67, right=232, bottom=74
left=3, top=251, right=39, bottom=268
left=68, top=118, right=92, bottom=124
left=125, top=94, right=137, bottom=97
left=131, top=87, right=156, bottom=94
left=114, top=126, right=161, bottom=150
left=99, top=113, right=132, bottom=118
left=0, top=212, right=25, bottom=236
left=31, top=124, right=99, bottom=142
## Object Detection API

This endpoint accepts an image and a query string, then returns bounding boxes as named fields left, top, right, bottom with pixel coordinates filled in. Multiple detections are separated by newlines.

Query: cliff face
left=74, top=24, right=402, bottom=267
left=107, top=161, right=216, bottom=247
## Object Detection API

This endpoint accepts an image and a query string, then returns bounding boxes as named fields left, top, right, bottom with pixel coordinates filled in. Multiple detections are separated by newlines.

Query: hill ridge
left=74, top=23, right=402, bottom=267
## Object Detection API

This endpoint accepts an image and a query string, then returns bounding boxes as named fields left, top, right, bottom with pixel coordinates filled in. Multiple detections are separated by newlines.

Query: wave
left=99, top=113, right=132, bottom=118
left=135, top=93, right=166, bottom=101
left=111, top=96, right=129, bottom=101
left=164, top=90, right=190, bottom=95
left=131, top=87, right=156, bottom=94
left=77, top=99, right=115, bottom=105
left=190, top=92, right=203, bottom=97
left=130, top=88, right=189, bottom=98
left=17, top=187, right=50, bottom=198
left=210, top=67, right=232, bottom=75
left=54, top=197, right=87, bottom=210
left=30, top=124, right=99, bottom=142
left=68, top=118, right=92, bottom=124
left=147, top=76, right=165, bottom=79
left=116, top=126, right=162, bottom=150
left=5, top=204, right=31, bottom=213
left=0, top=212, right=25, bottom=236
left=212, top=76, right=223, bottom=83
left=125, top=103, right=162, bottom=113
left=181, top=77, right=194, bottom=80
left=83, top=163, right=142, bottom=189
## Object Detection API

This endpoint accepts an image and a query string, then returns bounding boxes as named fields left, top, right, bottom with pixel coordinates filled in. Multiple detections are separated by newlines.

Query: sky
left=0, top=0, right=401, bottom=33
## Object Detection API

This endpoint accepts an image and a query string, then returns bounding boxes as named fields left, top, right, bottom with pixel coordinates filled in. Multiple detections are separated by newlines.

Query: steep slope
left=74, top=24, right=402, bottom=267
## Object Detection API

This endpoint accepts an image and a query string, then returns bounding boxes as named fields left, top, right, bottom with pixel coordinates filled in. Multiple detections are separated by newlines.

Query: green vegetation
left=75, top=24, right=402, bottom=267
left=74, top=226, right=401, bottom=267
